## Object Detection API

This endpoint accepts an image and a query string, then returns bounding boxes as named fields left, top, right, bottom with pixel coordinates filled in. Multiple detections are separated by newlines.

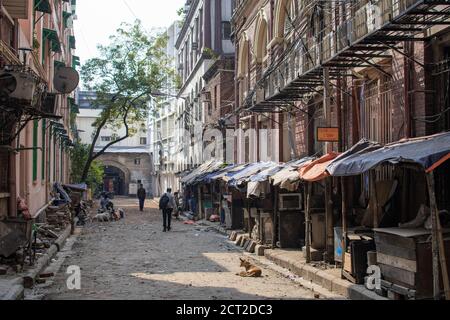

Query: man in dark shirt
left=137, top=184, right=146, bottom=212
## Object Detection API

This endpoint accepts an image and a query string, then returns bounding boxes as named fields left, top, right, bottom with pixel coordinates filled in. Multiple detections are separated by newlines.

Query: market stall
left=327, top=132, right=450, bottom=299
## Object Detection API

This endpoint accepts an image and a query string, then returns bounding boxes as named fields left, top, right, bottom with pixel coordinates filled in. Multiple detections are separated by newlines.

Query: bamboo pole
left=341, top=177, right=348, bottom=275
left=426, top=172, right=450, bottom=300
left=272, top=186, right=278, bottom=248
left=370, top=170, right=379, bottom=228
left=305, top=182, right=312, bottom=263
left=325, top=177, right=334, bottom=263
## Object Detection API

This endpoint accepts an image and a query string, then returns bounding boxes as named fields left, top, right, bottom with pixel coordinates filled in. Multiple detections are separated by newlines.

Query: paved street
left=39, top=198, right=315, bottom=300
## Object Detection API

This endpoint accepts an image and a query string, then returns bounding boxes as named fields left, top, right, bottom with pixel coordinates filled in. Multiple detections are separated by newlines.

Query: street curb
left=23, top=225, right=72, bottom=289
left=263, top=249, right=388, bottom=300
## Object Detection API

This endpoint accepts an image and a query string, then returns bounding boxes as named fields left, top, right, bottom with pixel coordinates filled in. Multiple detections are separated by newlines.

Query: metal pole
left=325, top=177, right=334, bottom=263
left=426, top=172, right=450, bottom=300
left=305, top=182, right=312, bottom=263
left=323, top=68, right=332, bottom=153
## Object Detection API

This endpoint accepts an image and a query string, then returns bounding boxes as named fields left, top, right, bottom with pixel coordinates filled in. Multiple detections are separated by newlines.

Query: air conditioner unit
left=0, top=70, right=38, bottom=106
left=192, top=42, right=198, bottom=51
left=178, top=64, right=183, bottom=71
left=279, top=193, right=303, bottom=211
left=42, top=93, right=57, bottom=115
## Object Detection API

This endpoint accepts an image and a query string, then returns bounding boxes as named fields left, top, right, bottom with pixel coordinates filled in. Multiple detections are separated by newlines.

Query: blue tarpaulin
left=327, top=132, right=450, bottom=176
left=227, top=162, right=277, bottom=187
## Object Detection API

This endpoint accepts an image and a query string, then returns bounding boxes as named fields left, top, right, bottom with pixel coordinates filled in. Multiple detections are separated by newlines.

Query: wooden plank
left=375, top=231, right=416, bottom=250
left=344, top=252, right=352, bottom=273
left=379, top=263, right=416, bottom=288
left=377, top=252, right=417, bottom=273
left=427, top=172, right=450, bottom=300
left=376, top=242, right=417, bottom=260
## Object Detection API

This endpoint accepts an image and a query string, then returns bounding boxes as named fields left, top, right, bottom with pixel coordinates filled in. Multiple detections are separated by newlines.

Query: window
left=135, top=158, right=141, bottom=165
left=140, top=137, right=147, bottom=145
left=101, top=136, right=112, bottom=142
left=222, top=21, right=231, bottom=40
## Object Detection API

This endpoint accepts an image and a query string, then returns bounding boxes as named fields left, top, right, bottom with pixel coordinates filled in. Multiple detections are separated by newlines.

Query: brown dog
left=238, top=258, right=262, bottom=277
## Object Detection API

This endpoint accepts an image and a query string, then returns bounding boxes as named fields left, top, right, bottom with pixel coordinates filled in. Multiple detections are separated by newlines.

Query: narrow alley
left=35, top=198, right=316, bottom=300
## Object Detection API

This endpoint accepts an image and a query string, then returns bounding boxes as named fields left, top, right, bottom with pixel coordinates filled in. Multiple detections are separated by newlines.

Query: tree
left=79, top=20, right=173, bottom=181
left=70, top=143, right=104, bottom=192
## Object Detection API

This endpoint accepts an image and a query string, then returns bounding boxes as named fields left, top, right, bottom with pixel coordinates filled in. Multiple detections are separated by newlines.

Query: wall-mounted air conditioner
left=279, top=193, right=303, bottom=211
left=41, top=93, right=57, bottom=115
left=0, top=70, right=38, bottom=106
left=192, top=42, right=198, bottom=51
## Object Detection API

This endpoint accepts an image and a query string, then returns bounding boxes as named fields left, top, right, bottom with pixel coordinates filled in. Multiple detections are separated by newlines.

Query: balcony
left=247, top=0, right=450, bottom=112
left=2, top=0, right=29, bottom=19
left=0, top=40, right=20, bottom=65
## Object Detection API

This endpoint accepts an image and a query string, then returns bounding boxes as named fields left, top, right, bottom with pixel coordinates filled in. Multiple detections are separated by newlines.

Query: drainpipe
left=9, top=147, right=17, bottom=218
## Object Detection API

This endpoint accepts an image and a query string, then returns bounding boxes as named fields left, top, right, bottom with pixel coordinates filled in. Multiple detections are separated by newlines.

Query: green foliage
left=70, top=143, right=104, bottom=191
left=81, top=20, right=174, bottom=131
left=177, top=6, right=186, bottom=27
left=79, top=20, right=176, bottom=180
left=203, top=47, right=219, bottom=60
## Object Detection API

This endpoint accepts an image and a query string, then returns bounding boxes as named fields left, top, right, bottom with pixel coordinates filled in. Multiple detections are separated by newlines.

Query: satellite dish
left=54, top=67, right=79, bottom=94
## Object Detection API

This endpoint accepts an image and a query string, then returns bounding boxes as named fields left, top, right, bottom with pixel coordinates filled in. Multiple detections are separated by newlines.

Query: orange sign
left=317, top=127, right=340, bottom=142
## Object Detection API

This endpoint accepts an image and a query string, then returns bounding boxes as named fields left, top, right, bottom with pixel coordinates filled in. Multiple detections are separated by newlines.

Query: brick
left=331, top=278, right=352, bottom=297
left=255, top=245, right=266, bottom=256
left=246, top=241, right=256, bottom=253
left=315, top=270, right=336, bottom=291
left=302, top=264, right=319, bottom=282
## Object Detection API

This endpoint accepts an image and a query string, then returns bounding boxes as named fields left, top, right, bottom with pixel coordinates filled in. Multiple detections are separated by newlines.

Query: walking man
left=159, top=188, right=176, bottom=232
left=137, top=184, right=146, bottom=212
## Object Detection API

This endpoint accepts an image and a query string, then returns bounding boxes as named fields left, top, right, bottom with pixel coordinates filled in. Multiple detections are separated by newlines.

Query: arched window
left=274, top=0, right=298, bottom=40
left=255, top=13, right=268, bottom=66
left=283, top=0, right=297, bottom=38
left=237, top=34, right=250, bottom=103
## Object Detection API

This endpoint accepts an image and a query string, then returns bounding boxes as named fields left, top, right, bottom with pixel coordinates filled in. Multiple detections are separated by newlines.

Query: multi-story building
left=0, top=0, right=79, bottom=219
left=76, top=91, right=152, bottom=196
left=175, top=0, right=235, bottom=172
left=150, top=22, right=180, bottom=196
left=233, top=0, right=450, bottom=161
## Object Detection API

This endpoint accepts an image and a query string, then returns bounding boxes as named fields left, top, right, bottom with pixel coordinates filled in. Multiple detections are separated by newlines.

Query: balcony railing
left=252, top=0, right=450, bottom=109
left=0, top=40, right=21, bottom=65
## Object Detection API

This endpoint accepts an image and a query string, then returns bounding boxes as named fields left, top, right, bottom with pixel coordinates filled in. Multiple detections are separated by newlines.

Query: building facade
left=175, top=0, right=235, bottom=173
left=233, top=0, right=450, bottom=161
left=0, top=0, right=79, bottom=219
left=76, top=91, right=152, bottom=196
left=150, top=22, right=180, bottom=196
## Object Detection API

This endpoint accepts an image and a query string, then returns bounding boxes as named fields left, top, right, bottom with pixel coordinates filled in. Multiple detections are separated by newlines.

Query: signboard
left=317, top=127, right=340, bottom=142
left=129, top=183, right=138, bottom=196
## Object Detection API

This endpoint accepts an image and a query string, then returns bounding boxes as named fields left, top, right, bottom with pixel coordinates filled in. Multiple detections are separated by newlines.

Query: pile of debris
left=45, top=208, right=71, bottom=231
left=0, top=222, right=64, bottom=275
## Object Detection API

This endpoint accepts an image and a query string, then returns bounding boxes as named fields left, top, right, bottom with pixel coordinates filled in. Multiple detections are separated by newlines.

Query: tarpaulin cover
left=249, top=164, right=285, bottom=182
left=220, top=164, right=251, bottom=183
left=326, top=132, right=450, bottom=176
left=181, top=160, right=224, bottom=185
left=199, top=164, right=237, bottom=184
left=271, top=158, right=314, bottom=190
left=246, top=164, right=286, bottom=198
left=299, top=152, right=340, bottom=182
left=227, top=162, right=276, bottom=187
left=63, top=183, right=88, bottom=192
left=191, top=162, right=228, bottom=185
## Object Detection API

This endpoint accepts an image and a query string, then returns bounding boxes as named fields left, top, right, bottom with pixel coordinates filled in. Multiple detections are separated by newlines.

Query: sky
left=73, top=0, right=185, bottom=65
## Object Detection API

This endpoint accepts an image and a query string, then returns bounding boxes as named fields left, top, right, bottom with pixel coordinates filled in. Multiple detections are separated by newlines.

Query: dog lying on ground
left=238, top=258, right=262, bottom=277
left=92, top=208, right=125, bottom=222
left=92, top=212, right=110, bottom=222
